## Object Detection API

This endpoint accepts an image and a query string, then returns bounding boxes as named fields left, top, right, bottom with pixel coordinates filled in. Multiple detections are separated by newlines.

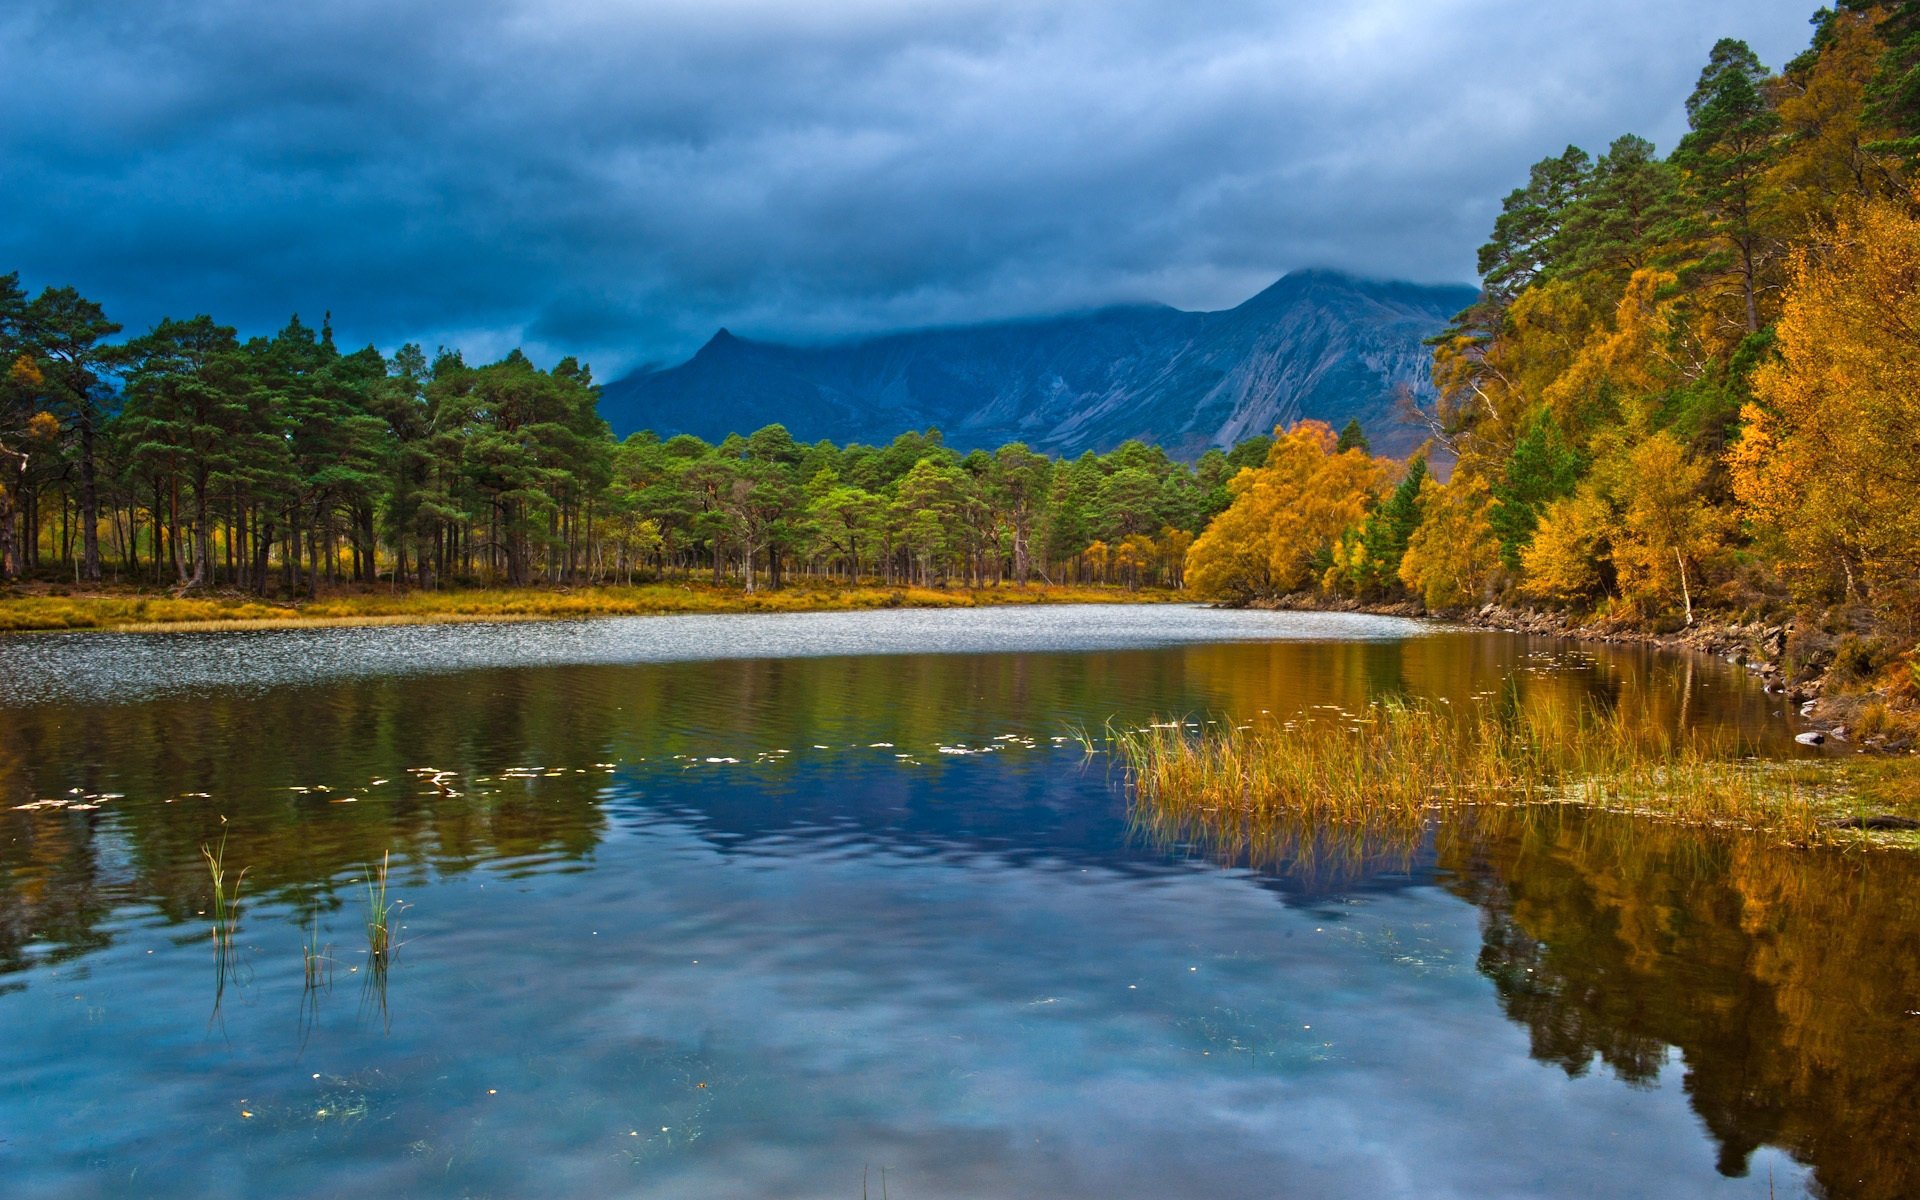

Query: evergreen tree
left=1334, top=418, right=1371, bottom=455
left=1674, top=39, right=1783, bottom=333
left=23, top=286, right=121, bottom=580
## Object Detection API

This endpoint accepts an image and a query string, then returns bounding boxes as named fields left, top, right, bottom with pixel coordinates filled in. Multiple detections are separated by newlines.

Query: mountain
left=596, top=269, right=1479, bottom=458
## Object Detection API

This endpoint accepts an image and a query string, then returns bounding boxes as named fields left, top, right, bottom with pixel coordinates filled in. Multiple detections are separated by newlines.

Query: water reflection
left=1154, top=797, right=1920, bottom=1200
left=1444, top=809, right=1920, bottom=1200
left=1, top=612, right=1892, bottom=1198
left=0, top=630, right=1790, bottom=972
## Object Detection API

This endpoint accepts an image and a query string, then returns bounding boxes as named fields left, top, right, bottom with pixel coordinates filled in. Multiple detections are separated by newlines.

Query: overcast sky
left=1, top=0, right=1820, bottom=377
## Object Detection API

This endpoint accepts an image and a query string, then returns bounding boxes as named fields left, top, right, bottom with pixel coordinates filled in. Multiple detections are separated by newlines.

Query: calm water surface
left=0, top=604, right=1913, bottom=1199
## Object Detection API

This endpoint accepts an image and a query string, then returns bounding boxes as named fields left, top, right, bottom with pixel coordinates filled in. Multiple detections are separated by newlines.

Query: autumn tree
left=1732, top=190, right=1920, bottom=620
left=0, top=274, right=60, bottom=578
left=1520, top=490, right=1615, bottom=604
left=1185, top=421, right=1389, bottom=603
left=1399, top=475, right=1503, bottom=609
left=1612, top=431, right=1728, bottom=622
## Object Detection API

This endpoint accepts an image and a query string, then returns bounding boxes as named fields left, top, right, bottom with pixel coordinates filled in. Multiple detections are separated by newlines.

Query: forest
left=4, top=1, right=1919, bottom=650
left=0, top=285, right=1273, bottom=595
left=1191, top=1, right=1920, bottom=652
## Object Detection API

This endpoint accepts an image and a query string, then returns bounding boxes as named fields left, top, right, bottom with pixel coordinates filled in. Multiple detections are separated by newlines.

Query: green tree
left=24, top=286, right=121, bottom=580
left=988, top=444, right=1053, bottom=584
left=1556, top=134, right=1686, bottom=285
left=1490, top=415, right=1586, bottom=570
left=1478, top=145, right=1594, bottom=302
left=1673, top=38, right=1783, bottom=333
left=1334, top=418, right=1371, bottom=455
left=118, top=316, right=248, bottom=586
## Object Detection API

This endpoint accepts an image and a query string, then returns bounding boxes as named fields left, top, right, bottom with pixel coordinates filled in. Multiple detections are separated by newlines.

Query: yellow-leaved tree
left=1612, top=431, right=1728, bottom=622
left=1185, top=421, right=1388, bottom=602
left=1399, top=475, right=1503, bottom=609
left=1520, top=490, right=1614, bottom=604
left=1732, top=192, right=1920, bottom=619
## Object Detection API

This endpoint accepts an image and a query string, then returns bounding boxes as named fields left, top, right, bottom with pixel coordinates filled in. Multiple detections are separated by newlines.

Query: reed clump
left=1114, top=697, right=1848, bottom=846
left=302, top=914, right=333, bottom=990
left=364, top=852, right=404, bottom=965
left=200, top=823, right=248, bottom=951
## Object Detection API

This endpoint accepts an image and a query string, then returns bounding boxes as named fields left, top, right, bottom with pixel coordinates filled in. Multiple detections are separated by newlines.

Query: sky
left=1, top=0, right=1822, bottom=378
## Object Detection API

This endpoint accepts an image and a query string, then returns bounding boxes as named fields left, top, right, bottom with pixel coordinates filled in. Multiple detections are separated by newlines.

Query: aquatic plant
left=302, top=913, right=333, bottom=991
left=364, top=852, right=405, bottom=965
left=1113, top=696, right=1854, bottom=847
left=200, top=821, right=248, bottom=951
left=352, top=854, right=409, bottom=1032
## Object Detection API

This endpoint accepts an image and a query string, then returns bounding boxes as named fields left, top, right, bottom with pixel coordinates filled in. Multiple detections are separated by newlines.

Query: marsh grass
left=358, top=853, right=407, bottom=1032
left=200, top=822, right=248, bottom=952
left=364, top=852, right=405, bottom=965
left=0, top=581, right=1181, bottom=634
left=200, top=821, right=250, bottom=1023
left=1113, top=696, right=1877, bottom=849
left=302, top=914, right=333, bottom=991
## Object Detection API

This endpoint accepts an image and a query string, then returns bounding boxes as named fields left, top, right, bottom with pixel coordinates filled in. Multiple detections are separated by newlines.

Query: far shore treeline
left=0, top=286, right=1264, bottom=592
left=4, top=1, right=1920, bottom=658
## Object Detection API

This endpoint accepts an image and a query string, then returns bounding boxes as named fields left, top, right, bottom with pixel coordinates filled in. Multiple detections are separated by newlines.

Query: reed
left=302, top=913, right=333, bottom=990
left=364, top=851, right=404, bottom=964
left=1113, top=696, right=1845, bottom=846
left=200, top=823, right=248, bottom=951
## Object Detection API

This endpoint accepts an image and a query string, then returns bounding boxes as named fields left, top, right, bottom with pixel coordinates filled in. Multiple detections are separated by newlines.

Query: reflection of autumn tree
left=1442, top=812, right=1920, bottom=1199
left=1171, top=633, right=1784, bottom=758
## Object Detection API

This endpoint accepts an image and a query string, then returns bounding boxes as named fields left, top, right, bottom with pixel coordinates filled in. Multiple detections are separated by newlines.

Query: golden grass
left=0, top=580, right=1183, bottom=634
left=1114, top=697, right=1918, bottom=850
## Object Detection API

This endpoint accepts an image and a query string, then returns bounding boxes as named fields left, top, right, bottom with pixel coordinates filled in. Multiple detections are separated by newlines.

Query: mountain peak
left=689, top=327, right=748, bottom=362
left=1233, top=269, right=1476, bottom=316
left=600, top=273, right=1474, bottom=458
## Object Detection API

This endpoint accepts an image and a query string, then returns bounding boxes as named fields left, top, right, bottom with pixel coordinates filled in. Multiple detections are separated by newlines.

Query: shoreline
left=1252, top=593, right=1917, bottom=752
left=0, top=581, right=1187, bottom=636
left=1257, top=593, right=1788, bottom=672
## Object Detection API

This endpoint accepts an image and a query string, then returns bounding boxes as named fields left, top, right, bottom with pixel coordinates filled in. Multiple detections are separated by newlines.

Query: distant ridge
left=597, top=269, right=1479, bottom=457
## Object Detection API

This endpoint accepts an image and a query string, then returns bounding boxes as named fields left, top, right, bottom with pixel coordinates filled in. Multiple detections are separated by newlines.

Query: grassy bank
left=1114, top=697, right=1920, bottom=851
left=0, top=580, right=1185, bottom=634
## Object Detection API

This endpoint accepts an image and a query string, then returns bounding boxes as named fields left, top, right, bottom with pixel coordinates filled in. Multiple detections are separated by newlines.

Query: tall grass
left=364, top=851, right=403, bottom=965
left=200, top=823, right=248, bottom=951
left=1114, top=696, right=1841, bottom=847
left=0, top=580, right=1182, bottom=633
left=200, top=821, right=250, bottom=1023
left=303, top=913, right=333, bottom=990
left=358, top=853, right=407, bottom=1032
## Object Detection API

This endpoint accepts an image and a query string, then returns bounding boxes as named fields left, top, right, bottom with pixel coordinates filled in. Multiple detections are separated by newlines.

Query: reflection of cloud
left=1, top=1, right=1814, bottom=372
left=522, top=811, right=1811, bottom=1198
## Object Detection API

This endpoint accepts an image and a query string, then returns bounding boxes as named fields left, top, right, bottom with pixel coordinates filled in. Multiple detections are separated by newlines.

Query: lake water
left=1, top=604, right=1913, bottom=1199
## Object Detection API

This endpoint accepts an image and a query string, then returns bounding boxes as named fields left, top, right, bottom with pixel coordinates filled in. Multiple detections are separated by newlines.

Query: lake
left=1, top=604, right=1913, bottom=1199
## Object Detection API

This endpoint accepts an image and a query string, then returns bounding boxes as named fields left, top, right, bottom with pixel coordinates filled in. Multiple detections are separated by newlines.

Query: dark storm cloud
left=0, top=0, right=1819, bottom=375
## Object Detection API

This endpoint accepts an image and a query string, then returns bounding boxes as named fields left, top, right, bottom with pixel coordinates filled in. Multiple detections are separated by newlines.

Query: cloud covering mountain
left=0, top=1, right=1816, bottom=373
left=599, top=270, right=1476, bottom=457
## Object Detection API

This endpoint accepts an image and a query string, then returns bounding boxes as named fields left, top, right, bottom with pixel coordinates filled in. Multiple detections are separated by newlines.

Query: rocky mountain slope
left=597, top=269, right=1478, bottom=457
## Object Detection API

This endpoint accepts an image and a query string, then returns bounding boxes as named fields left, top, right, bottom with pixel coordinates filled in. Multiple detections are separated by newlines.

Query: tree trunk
left=1675, top=547, right=1693, bottom=626
left=78, top=413, right=101, bottom=581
